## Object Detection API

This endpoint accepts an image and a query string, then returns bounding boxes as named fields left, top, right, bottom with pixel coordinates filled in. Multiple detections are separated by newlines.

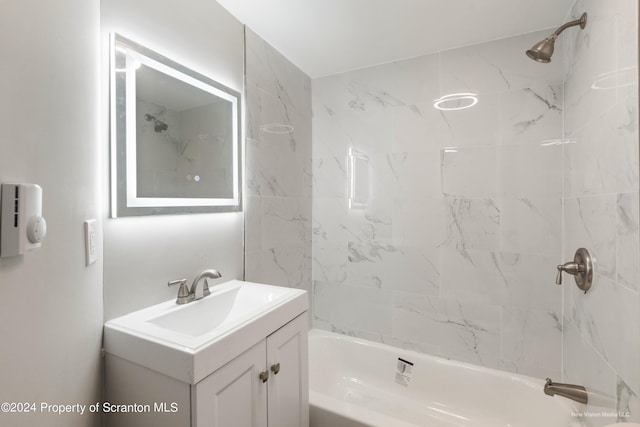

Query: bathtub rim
left=308, top=328, right=586, bottom=424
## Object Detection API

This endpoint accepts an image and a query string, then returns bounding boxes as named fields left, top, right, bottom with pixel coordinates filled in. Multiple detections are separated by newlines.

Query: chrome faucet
left=544, top=378, right=588, bottom=404
left=168, top=269, right=222, bottom=305
left=189, top=269, right=222, bottom=300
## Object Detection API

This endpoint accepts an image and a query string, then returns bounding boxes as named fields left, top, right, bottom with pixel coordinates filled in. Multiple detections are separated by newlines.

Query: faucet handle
left=168, top=279, right=192, bottom=304
left=555, top=248, right=593, bottom=293
left=555, top=267, right=563, bottom=285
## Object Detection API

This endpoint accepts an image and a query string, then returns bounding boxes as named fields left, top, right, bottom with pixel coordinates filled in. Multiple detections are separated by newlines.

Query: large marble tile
left=314, top=196, right=395, bottom=247
left=439, top=248, right=508, bottom=305
left=499, top=84, right=563, bottom=145
left=498, top=141, right=563, bottom=199
left=313, top=109, right=393, bottom=160
left=441, top=145, right=498, bottom=198
left=392, top=197, right=446, bottom=246
left=617, top=377, right=640, bottom=423
left=244, top=195, right=262, bottom=254
left=312, top=197, right=350, bottom=244
left=564, top=195, right=617, bottom=281
left=563, top=318, right=619, bottom=424
left=393, top=292, right=501, bottom=367
left=372, top=151, right=442, bottom=200
left=311, top=320, right=443, bottom=356
left=441, top=197, right=500, bottom=251
left=245, top=28, right=312, bottom=300
left=437, top=92, right=500, bottom=147
left=391, top=105, right=452, bottom=153
left=344, top=198, right=393, bottom=243
left=312, top=241, right=348, bottom=284
left=245, top=28, right=311, bottom=113
left=313, top=280, right=394, bottom=336
left=253, top=245, right=309, bottom=290
left=245, top=139, right=304, bottom=197
left=440, top=30, right=563, bottom=96
left=498, top=252, right=563, bottom=312
left=260, top=89, right=312, bottom=156
left=499, top=197, right=562, bottom=256
left=617, top=192, right=639, bottom=291
left=312, top=73, right=352, bottom=120
left=614, top=0, right=638, bottom=101
left=563, top=0, right=620, bottom=136
left=616, top=0, right=639, bottom=63
left=441, top=248, right=560, bottom=311
left=346, top=241, right=439, bottom=295
left=312, top=113, right=350, bottom=160
left=245, top=137, right=306, bottom=197
left=262, top=196, right=311, bottom=249
left=570, top=275, right=640, bottom=395
left=564, top=93, right=639, bottom=197
left=347, top=54, right=440, bottom=115
left=245, top=83, right=262, bottom=141
left=312, top=156, right=348, bottom=198
left=500, top=306, right=562, bottom=379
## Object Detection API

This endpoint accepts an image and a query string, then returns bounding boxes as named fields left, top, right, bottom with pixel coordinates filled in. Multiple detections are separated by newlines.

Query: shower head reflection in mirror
left=144, top=113, right=169, bottom=133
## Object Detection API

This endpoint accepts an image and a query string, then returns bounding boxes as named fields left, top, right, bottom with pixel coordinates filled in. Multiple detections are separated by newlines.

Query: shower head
left=526, top=37, right=556, bottom=63
left=144, top=113, right=168, bottom=133
left=154, top=121, right=168, bottom=133
left=526, top=12, right=587, bottom=63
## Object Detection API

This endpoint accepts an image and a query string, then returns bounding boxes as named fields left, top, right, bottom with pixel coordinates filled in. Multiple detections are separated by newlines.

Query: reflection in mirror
left=110, top=34, right=242, bottom=217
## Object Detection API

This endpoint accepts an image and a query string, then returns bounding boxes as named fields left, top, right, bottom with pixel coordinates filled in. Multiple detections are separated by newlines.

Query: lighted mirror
left=109, top=34, right=242, bottom=216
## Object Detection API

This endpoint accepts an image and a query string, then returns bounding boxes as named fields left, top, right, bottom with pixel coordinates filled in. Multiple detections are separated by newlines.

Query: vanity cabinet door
left=266, top=313, right=309, bottom=427
left=193, top=340, right=268, bottom=427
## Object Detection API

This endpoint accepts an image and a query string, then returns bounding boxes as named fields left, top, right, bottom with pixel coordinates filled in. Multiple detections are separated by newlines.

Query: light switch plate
left=84, top=219, right=97, bottom=265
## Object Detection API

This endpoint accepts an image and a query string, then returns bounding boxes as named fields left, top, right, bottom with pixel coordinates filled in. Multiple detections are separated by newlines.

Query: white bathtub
left=309, top=330, right=585, bottom=427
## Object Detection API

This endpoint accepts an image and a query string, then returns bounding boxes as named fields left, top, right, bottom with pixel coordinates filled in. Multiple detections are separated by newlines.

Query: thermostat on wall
left=0, top=183, right=47, bottom=257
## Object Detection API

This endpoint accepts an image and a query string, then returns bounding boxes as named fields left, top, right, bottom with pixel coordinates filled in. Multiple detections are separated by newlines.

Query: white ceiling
left=216, top=0, right=574, bottom=78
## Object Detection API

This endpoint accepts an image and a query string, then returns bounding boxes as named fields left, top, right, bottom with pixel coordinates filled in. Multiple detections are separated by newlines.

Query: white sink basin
left=104, top=279, right=308, bottom=384
left=147, top=282, right=291, bottom=337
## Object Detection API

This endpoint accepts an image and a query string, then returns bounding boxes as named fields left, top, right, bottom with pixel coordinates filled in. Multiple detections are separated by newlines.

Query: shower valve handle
left=555, top=248, right=593, bottom=293
left=556, top=262, right=584, bottom=284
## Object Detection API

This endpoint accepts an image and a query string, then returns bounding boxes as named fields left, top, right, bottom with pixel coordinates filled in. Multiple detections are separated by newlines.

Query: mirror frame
left=109, top=33, right=242, bottom=217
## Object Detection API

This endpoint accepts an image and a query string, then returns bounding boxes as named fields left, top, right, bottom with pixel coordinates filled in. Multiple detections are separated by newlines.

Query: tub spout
left=544, top=378, right=588, bottom=404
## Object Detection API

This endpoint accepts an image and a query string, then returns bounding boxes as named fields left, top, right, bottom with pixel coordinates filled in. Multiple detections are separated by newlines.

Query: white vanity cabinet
left=105, top=311, right=308, bottom=427
left=193, top=313, right=309, bottom=427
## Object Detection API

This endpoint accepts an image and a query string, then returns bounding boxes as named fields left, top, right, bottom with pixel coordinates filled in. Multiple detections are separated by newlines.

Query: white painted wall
left=101, top=0, right=245, bottom=320
left=0, top=1, right=103, bottom=426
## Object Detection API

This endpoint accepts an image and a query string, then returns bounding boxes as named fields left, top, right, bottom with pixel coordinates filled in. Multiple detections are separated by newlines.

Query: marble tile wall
left=561, top=0, right=640, bottom=425
left=244, top=29, right=313, bottom=299
left=312, top=29, right=566, bottom=379
left=243, top=2, right=639, bottom=423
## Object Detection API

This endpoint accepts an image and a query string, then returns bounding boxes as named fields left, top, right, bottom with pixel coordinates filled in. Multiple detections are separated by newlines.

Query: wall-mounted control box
left=0, top=183, right=47, bottom=257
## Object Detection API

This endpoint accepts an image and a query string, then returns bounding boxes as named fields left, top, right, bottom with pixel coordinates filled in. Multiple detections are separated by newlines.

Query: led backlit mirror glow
left=110, top=34, right=242, bottom=217
left=433, top=93, right=479, bottom=111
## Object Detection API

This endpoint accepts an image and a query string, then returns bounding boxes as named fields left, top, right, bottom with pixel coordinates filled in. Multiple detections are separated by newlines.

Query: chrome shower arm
left=551, top=13, right=587, bottom=38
